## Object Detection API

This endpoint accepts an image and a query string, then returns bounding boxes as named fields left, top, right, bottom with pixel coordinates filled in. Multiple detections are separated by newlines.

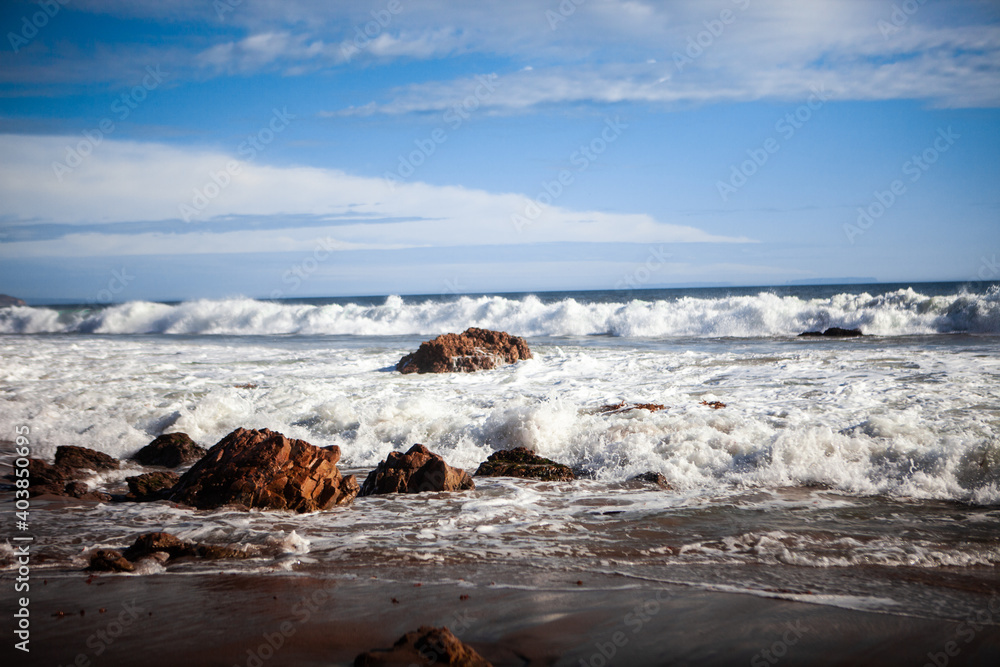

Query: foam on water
left=2, top=286, right=998, bottom=337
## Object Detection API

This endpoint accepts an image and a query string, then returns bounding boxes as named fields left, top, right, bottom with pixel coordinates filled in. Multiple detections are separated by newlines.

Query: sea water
left=1, top=282, right=998, bottom=623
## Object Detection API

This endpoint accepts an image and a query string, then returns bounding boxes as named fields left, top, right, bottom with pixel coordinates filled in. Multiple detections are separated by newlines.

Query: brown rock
left=360, top=444, right=474, bottom=496
left=474, top=447, right=575, bottom=481
left=598, top=401, right=666, bottom=414
left=87, top=550, right=134, bottom=573
left=122, top=532, right=195, bottom=561
left=125, top=471, right=180, bottom=501
left=25, top=458, right=69, bottom=496
left=625, top=471, right=673, bottom=490
left=132, top=433, right=207, bottom=468
left=63, top=481, right=112, bottom=502
left=54, top=446, right=119, bottom=472
left=169, top=427, right=358, bottom=512
left=700, top=400, right=726, bottom=410
left=396, top=328, right=531, bottom=374
left=354, top=626, right=491, bottom=667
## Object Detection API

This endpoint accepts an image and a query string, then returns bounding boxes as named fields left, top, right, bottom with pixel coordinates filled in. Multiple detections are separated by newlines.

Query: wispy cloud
left=0, top=134, right=753, bottom=257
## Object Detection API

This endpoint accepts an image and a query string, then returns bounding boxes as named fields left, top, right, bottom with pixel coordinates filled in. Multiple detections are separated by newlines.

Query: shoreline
left=4, top=569, right=999, bottom=666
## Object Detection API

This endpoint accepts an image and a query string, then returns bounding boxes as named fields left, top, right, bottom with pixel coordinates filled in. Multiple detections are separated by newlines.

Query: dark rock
left=25, top=458, right=69, bottom=496
left=598, top=401, right=666, bottom=414
left=799, top=327, right=863, bottom=338
left=132, top=433, right=207, bottom=468
left=122, top=532, right=195, bottom=561
left=354, top=626, right=492, bottom=667
left=54, top=446, right=120, bottom=472
left=626, top=471, right=673, bottom=490
left=0, top=294, right=26, bottom=307
left=700, top=400, right=726, bottom=410
left=474, top=447, right=575, bottom=481
left=63, top=481, right=112, bottom=502
left=125, top=471, right=180, bottom=501
left=87, top=550, right=134, bottom=573
left=169, top=427, right=358, bottom=512
left=396, top=328, right=531, bottom=374
left=360, top=444, right=474, bottom=496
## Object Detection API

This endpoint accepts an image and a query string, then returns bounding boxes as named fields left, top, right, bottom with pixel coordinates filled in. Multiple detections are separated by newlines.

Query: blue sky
left=0, top=0, right=998, bottom=303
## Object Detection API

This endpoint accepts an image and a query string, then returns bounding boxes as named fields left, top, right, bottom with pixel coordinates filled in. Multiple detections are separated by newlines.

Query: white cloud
left=0, top=134, right=753, bottom=257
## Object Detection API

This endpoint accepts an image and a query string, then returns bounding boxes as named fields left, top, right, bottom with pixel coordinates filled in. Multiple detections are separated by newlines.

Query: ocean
left=2, top=281, right=999, bottom=663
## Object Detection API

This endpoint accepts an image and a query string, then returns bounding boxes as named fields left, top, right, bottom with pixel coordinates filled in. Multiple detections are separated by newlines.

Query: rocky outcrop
left=799, top=327, right=863, bottom=338
left=474, top=447, right=575, bottom=481
left=54, top=445, right=120, bottom=472
left=360, top=444, right=474, bottom=496
left=169, top=428, right=358, bottom=512
left=354, top=626, right=492, bottom=667
left=121, top=531, right=247, bottom=562
left=0, top=294, right=26, bottom=307
left=132, top=433, right=207, bottom=468
left=396, top=328, right=532, bottom=374
left=124, top=471, right=180, bottom=501
left=23, top=457, right=111, bottom=500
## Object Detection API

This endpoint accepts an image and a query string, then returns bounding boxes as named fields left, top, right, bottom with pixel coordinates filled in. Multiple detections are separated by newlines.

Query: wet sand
left=4, top=570, right=999, bottom=666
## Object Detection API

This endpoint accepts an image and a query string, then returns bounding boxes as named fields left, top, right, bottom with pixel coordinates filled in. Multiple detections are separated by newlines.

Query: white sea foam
left=1, top=287, right=998, bottom=337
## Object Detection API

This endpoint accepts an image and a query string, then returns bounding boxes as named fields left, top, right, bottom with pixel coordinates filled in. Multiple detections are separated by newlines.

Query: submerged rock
left=54, top=445, right=120, bottom=472
left=169, top=427, right=359, bottom=512
left=132, top=433, right=207, bottom=468
left=354, top=626, right=492, bottom=667
left=63, top=481, right=113, bottom=502
left=626, top=471, right=673, bottom=490
left=360, top=444, right=474, bottom=496
left=799, top=327, right=863, bottom=338
left=474, top=447, right=575, bottom=482
left=700, top=400, right=726, bottom=410
left=124, top=471, right=180, bottom=501
left=22, top=458, right=111, bottom=500
left=396, top=328, right=532, bottom=374
left=598, top=401, right=666, bottom=414
left=87, top=550, right=134, bottom=573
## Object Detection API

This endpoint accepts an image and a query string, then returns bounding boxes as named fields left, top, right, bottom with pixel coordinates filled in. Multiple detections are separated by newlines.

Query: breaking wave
left=1, top=287, right=998, bottom=337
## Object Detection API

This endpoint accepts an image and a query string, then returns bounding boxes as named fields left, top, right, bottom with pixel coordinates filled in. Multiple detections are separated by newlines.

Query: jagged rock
left=474, top=447, right=575, bottom=481
left=354, top=626, right=492, bottom=667
left=396, top=328, right=531, bottom=374
left=799, top=327, right=863, bottom=338
left=87, top=550, right=134, bottom=573
left=626, top=471, right=673, bottom=490
left=598, top=401, right=666, bottom=414
left=125, top=471, right=180, bottom=501
left=360, top=444, right=474, bottom=496
left=169, top=427, right=358, bottom=512
left=700, top=400, right=726, bottom=410
left=132, top=433, right=207, bottom=468
left=0, top=294, right=26, bottom=307
left=54, top=446, right=120, bottom=472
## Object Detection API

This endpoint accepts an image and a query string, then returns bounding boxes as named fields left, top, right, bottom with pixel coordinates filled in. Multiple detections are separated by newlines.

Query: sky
left=0, top=0, right=998, bottom=303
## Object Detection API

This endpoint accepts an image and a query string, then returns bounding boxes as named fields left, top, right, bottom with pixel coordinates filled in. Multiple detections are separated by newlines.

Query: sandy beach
left=5, top=566, right=999, bottom=666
